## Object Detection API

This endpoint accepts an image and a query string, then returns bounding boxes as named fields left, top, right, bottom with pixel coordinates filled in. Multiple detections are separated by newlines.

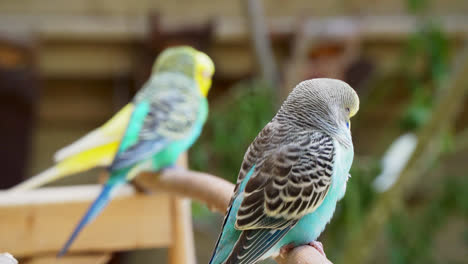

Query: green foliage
left=384, top=1, right=463, bottom=261
left=387, top=176, right=468, bottom=264
left=407, top=0, right=429, bottom=13
left=380, top=5, right=465, bottom=262
left=440, top=130, right=456, bottom=154
left=400, top=22, right=449, bottom=131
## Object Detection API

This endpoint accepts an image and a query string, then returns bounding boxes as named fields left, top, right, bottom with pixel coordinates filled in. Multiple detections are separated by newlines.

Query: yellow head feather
left=194, top=51, right=215, bottom=97
left=152, top=46, right=215, bottom=98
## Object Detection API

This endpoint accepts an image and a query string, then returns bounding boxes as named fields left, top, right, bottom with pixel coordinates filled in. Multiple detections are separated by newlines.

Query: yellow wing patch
left=101, top=103, right=134, bottom=138
left=56, top=142, right=119, bottom=177
left=54, top=103, right=134, bottom=162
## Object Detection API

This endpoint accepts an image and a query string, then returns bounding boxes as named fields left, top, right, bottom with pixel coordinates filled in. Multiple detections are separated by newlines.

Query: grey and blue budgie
left=209, top=78, right=360, bottom=264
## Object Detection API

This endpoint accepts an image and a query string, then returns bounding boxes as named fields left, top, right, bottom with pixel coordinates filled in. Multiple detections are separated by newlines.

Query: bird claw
left=279, top=241, right=326, bottom=258
left=279, top=243, right=295, bottom=258
left=308, top=241, right=326, bottom=257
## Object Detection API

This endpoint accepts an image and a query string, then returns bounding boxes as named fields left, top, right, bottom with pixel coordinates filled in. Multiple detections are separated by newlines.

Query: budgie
left=47, top=46, right=215, bottom=256
left=209, top=78, right=359, bottom=264
left=8, top=46, right=214, bottom=192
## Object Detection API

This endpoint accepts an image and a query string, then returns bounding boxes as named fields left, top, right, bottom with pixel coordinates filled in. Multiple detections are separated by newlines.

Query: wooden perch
left=136, top=169, right=234, bottom=213
left=168, top=154, right=196, bottom=264
left=276, top=245, right=333, bottom=264
left=134, top=169, right=333, bottom=264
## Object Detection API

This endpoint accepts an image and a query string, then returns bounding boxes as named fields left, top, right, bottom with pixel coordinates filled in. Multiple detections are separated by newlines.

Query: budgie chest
left=150, top=98, right=208, bottom=170
left=270, top=139, right=354, bottom=252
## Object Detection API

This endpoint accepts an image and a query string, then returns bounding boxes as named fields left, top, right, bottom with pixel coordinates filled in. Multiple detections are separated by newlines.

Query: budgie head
left=153, top=46, right=215, bottom=97
left=277, top=78, right=359, bottom=147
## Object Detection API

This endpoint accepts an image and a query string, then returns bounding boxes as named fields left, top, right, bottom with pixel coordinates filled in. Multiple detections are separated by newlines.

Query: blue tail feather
left=209, top=165, right=256, bottom=264
left=58, top=183, right=118, bottom=257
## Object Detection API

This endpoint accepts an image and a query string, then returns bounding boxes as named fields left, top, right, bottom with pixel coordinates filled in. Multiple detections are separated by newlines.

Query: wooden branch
left=136, top=169, right=234, bottom=214
left=337, top=42, right=468, bottom=264
left=134, top=169, right=334, bottom=264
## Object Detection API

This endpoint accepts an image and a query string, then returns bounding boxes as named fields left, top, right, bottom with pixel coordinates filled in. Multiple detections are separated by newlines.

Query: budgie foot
left=279, top=241, right=326, bottom=259
left=279, top=243, right=296, bottom=258
left=308, top=241, right=326, bottom=257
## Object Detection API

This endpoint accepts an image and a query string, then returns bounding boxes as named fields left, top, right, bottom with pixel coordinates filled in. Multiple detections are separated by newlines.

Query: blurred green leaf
left=407, top=0, right=429, bottom=13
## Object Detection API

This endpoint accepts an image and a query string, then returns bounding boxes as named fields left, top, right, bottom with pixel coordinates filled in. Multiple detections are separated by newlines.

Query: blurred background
left=0, top=0, right=467, bottom=263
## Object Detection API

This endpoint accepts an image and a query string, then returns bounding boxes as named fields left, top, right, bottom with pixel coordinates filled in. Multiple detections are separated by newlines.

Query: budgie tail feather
left=58, top=181, right=122, bottom=257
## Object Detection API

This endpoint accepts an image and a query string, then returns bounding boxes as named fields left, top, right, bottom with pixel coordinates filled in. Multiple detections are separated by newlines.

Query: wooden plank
left=0, top=0, right=467, bottom=18
left=36, top=15, right=468, bottom=42
left=1, top=15, right=466, bottom=79
left=168, top=198, right=195, bottom=264
left=0, top=15, right=467, bottom=44
left=38, top=89, right=113, bottom=123
left=168, top=154, right=196, bottom=264
left=22, top=253, right=111, bottom=264
left=0, top=0, right=241, bottom=17
left=38, top=43, right=136, bottom=78
left=37, top=78, right=122, bottom=124
left=0, top=185, right=172, bottom=257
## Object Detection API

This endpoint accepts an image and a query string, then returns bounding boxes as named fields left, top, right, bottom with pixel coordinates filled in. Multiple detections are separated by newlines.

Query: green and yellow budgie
left=9, top=46, right=214, bottom=192
left=10, top=46, right=215, bottom=256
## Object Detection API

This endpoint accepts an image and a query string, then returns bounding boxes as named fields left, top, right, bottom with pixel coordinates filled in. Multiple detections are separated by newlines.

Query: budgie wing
left=226, top=131, right=336, bottom=263
left=110, top=77, right=201, bottom=170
